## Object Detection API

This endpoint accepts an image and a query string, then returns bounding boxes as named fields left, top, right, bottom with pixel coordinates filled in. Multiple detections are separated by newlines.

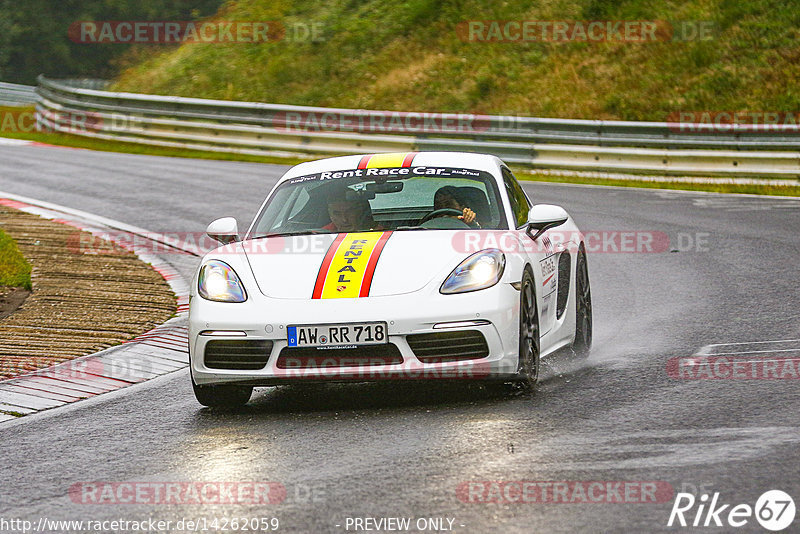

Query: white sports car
left=189, top=152, right=591, bottom=407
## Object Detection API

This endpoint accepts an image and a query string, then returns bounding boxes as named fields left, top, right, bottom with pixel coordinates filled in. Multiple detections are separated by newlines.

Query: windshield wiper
left=251, top=230, right=328, bottom=239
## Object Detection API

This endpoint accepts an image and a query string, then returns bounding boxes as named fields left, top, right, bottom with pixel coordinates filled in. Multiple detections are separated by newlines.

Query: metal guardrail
left=48, top=78, right=110, bottom=91
left=34, top=76, right=800, bottom=177
left=0, top=82, right=38, bottom=107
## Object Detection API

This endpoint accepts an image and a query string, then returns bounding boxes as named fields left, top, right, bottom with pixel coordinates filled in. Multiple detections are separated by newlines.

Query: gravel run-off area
left=0, top=204, right=177, bottom=379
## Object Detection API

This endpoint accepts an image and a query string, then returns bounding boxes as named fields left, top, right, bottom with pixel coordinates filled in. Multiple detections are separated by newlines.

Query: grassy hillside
left=110, top=0, right=799, bottom=120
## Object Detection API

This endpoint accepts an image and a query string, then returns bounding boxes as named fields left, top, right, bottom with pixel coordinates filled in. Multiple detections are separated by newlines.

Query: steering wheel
left=418, top=208, right=464, bottom=225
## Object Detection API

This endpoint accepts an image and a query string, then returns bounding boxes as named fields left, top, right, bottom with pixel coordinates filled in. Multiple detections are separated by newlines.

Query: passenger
left=322, top=189, right=379, bottom=232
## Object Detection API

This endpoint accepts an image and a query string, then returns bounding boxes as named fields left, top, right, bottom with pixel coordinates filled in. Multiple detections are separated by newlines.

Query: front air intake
left=204, top=340, right=273, bottom=370
left=556, top=251, right=571, bottom=319
left=407, top=331, right=489, bottom=362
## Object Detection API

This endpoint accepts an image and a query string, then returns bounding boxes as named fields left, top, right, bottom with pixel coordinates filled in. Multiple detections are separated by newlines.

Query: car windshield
left=249, top=166, right=508, bottom=237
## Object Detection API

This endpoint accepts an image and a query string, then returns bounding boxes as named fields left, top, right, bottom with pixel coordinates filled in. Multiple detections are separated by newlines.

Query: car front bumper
left=189, top=283, right=522, bottom=386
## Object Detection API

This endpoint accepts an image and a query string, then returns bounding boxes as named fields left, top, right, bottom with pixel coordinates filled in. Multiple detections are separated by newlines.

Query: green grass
left=515, top=170, right=800, bottom=197
left=0, top=227, right=32, bottom=290
left=110, top=0, right=800, bottom=121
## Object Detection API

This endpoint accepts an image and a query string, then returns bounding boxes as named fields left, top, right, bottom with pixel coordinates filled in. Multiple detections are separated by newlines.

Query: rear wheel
left=513, top=267, right=540, bottom=391
left=572, top=246, right=592, bottom=358
left=192, top=378, right=253, bottom=408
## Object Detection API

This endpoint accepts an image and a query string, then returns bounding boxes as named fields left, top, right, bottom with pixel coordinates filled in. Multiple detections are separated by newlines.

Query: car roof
left=278, top=152, right=504, bottom=183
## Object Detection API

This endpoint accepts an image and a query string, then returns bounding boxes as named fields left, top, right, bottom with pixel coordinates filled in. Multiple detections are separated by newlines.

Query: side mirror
left=206, top=217, right=239, bottom=245
left=525, top=204, right=568, bottom=241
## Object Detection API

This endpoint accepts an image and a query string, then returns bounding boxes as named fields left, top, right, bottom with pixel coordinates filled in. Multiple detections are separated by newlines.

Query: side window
left=501, top=167, right=530, bottom=228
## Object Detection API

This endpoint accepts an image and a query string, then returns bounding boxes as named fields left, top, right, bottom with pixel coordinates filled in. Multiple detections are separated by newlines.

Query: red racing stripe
left=357, top=155, right=372, bottom=169
left=401, top=152, right=418, bottom=167
left=312, top=233, right=347, bottom=299
left=359, top=231, right=393, bottom=297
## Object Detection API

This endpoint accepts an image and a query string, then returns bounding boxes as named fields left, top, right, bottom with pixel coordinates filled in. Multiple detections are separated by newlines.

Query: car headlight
left=198, top=260, right=247, bottom=302
left=440, top=249, right=505, bottom=294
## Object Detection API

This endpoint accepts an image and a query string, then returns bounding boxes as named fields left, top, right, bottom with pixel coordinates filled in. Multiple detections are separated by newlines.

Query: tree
left=0, top=0, right=225, bottom=84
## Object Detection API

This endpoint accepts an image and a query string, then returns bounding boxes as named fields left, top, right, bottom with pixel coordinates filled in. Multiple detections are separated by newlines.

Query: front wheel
left=512, top=267, right=540, bottom=391
left=572, top=246, right=592, bottom=358
left=192, top=379, right=253, bottom=408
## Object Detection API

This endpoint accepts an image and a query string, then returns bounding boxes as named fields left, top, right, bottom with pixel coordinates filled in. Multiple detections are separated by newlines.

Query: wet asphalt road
left=0, top=145, right=799, bottom=533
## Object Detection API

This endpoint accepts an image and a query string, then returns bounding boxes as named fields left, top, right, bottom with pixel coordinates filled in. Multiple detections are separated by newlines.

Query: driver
left=433, top=186, right=478, bottom=226
left=322, top=189, right=380, bottom=232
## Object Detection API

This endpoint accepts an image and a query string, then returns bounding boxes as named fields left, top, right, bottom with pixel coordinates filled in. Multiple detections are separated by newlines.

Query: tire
left=512, top=267, right=540, bottom=391
left=192, top=379, right=253, bottom=408
left=572, top=245, right=592, bottom=358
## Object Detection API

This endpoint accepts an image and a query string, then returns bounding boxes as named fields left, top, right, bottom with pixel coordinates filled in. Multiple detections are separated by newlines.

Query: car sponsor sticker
left=285, top=166, right=483, bottom=185
left=312, top=231, right=392, bottom=299
left=540, top=254, right=558, bottom=296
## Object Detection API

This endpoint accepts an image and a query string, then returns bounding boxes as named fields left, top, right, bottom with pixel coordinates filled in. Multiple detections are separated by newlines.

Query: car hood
left=243, top=231, right=469, bottom=299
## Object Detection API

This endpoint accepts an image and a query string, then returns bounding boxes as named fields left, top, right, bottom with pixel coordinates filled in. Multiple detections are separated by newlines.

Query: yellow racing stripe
left=365, top=153, right=409, bottom=168
left=316, top=232, right=390, bottom=299
left=357, top=152, right=418, bottom=169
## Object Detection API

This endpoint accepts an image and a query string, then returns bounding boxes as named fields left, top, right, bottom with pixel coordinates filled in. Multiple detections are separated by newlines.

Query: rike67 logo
left=668, top=490, right=795, bottom=531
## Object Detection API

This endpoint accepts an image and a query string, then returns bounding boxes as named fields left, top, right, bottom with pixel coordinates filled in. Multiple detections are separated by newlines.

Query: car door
left=501, top=167, right=557, bottom=335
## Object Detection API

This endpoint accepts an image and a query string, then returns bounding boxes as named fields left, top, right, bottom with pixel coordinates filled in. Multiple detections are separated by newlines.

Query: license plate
left=287, top=322, right=388, bottom=348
